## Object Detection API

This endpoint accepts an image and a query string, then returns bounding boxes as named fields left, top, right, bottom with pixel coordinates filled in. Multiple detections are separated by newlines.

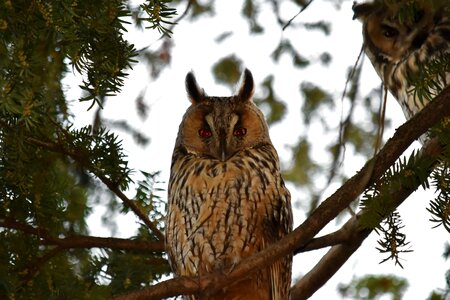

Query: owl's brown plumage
left=353, top=0, right=449, bottom=141
left=165, top=69, right=293, bottom=299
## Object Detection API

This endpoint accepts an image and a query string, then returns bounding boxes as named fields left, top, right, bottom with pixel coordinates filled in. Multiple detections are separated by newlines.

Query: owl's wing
left=264, top=183, right=293, bottom=299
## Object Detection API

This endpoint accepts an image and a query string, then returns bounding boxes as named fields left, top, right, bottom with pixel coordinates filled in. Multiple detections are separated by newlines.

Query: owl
left=353, top=0, right=449, bottom=141
left=165, top=69, right=293, bottom=300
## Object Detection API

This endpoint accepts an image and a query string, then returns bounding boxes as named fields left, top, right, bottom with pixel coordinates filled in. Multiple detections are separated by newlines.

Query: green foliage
left=427, top=162, right=450, bottom=232
left=212, top=55, right=243, bottom=86
left=63, top=125, right=133, bottom=190
left=254, top=76, right=287, bottom=125
left=0, top=0, right=173, bottom=298
left=359, top=150, right=436, bottom=265
left=242, top=0, right=264, bottom=33
left=338, top=274, right=408, bottom=300
left=188, top=0, right=215, bottom=19
left=303, top=21, right=331, bottom=35
left=0, top=0, right=138, bottom=114
left=132, top=171, right=166, bottom=230
left=139, top=0, right=177, bottom=36
left=360, top=150, right=434, bottom=229
left=300, top=82, right=332, bottom=125
left=375, top=211, right=412, bottom=268
left=283, top=138, right=319, bottom=186
left=271, top=39, right=309, bottom=67
left=408, top=54, right=450, bottom=105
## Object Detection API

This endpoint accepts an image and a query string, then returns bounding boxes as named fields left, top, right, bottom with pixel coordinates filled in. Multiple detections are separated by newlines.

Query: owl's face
left=176, top=69, right=271, bottom=161
left=353, top=0, right=435, bottom=64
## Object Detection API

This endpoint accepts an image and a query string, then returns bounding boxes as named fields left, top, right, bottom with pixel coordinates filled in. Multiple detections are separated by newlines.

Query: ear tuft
left=185, top=72, right=205, bottom=103
left=352, top=1, right=376, bottom=20
left=237, top=68, right=254, bottom=102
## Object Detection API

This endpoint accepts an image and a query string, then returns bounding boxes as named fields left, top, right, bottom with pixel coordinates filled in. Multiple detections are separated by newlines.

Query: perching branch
left=0, top=217, right=165, bottom=252
left=110, top=88, right=450, bottom=299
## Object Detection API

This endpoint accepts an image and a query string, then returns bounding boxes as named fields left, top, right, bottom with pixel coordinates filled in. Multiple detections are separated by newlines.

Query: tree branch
left=282, top=0, right=315, bottom=30
left=25, top=134, right=165, bottom=241
left=0, top=217, right=164, bottom=252
left=291, top=137, right=443, bottom=299
left=295, top=220, right=357, bottom=253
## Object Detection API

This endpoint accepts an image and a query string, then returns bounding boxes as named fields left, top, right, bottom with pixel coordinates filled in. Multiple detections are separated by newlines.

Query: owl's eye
left=413, top=10, right=424, bottom=23
left=381, top=25, right=398, bottom=38
left=198, top=128, right=212, bottom=138
left=233, top=127, right=247, bottom=137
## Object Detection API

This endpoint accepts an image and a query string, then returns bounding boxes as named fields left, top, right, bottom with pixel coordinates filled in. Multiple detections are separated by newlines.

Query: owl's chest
left=170, top=158, right=275, bottom=220
left=168, top=157, right=278, bottom=261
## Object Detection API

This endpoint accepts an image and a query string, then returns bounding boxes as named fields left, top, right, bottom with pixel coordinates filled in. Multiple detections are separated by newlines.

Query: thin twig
left=282, top=0, right=315, bottom=31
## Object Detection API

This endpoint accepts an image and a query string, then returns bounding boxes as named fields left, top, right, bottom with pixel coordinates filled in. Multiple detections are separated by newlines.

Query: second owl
left=353, top=0, right=449, bottom=143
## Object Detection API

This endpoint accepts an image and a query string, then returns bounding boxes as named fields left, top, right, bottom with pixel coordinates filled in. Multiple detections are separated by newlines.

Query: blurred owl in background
left=353, top=0, right=449, bottom=138
left=165, top=69, right=293, bottom=299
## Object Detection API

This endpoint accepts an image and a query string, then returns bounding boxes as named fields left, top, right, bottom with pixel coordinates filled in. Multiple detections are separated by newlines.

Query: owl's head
left=352, top=0, right=438, bottom=64
left=175, top=69, right=271, bottom=161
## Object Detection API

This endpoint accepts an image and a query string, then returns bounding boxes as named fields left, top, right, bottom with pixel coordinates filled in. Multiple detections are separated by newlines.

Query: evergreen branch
left=427, top=162, right=450, bottom=232
left=96, top=173, right=165, bottom=241
left=110, top=82, right=450, bottom=299
left=24, top=136, right=165, bottom=241
left=375, top=212, right=412, bottom=268
left=408, top=54, right=449, bottom=103
left=0, top=217, right=165, bottom=252
left=139, top=0, right=177, bottom=37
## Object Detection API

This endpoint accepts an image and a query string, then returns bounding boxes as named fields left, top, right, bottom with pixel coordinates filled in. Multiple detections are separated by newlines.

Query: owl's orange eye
left=233, top=127, right=247, bottom=137
left=198, top=128, right=212, bottom=138
left=381, top=25, right=398, bottom=38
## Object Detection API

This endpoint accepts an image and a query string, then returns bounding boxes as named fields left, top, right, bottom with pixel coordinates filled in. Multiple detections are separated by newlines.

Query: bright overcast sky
left=65, top=1, right=449, bottom=298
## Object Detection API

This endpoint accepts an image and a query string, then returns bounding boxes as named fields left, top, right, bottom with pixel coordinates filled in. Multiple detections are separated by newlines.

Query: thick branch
left=296, top=220, right=357, bottom=253
left=110, top=88, right=450, bottom=299
left=0, top=217, right=164, bottom=252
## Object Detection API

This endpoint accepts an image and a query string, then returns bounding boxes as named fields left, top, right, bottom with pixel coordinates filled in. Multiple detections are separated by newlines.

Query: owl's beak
left=219, top=138, right=227, bottom=162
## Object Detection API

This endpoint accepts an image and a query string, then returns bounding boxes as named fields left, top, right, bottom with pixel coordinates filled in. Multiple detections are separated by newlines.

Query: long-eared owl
left=353, top=0, right=449, bottom=140
left=165, top=69, right=293, bottom=299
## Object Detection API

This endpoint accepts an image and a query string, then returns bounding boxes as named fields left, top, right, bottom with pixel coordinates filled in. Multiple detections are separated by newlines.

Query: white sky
left=65, top=0, right=450, bottom=299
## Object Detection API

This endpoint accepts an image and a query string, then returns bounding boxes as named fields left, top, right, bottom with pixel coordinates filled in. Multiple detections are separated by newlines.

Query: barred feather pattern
left=166, top=144, right=292, bottom=300
left=354, top=0, right=449, bottom=140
